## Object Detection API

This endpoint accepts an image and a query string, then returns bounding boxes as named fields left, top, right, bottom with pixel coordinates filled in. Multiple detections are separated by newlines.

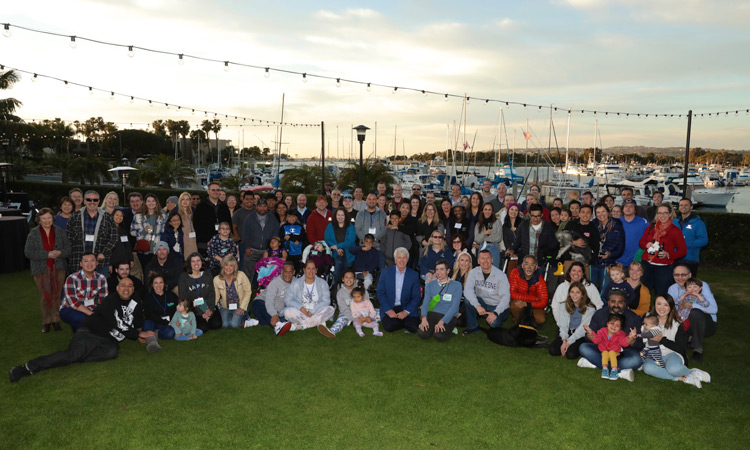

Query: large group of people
left=10, top=182, right=714, bottom=388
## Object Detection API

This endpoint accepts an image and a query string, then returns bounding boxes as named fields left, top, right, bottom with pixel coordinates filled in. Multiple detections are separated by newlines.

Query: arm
left=213, top=277, right=224, bottom=309
left=631, top=285, right=651, bottom=317
left=694, top=283, right=718, bottom=315
left=404, top=271, right=422, bottom=315
left=692, top=218, right=709, bottom=249
left=374, top=212, right=388, bottom=242
left=284, top=280, right=303, bottom=310
left=169, top=313, right=182, bottom=335
left=324, top=224, right=336, bottom=248
left=670, top=226, right=688, bottom=261
left=238, top=272, right=253, bottom=310
left=462, top=270, right=480, bottom=307
left=420, top=281, right=434, bottom=318
left=264, top=280, right=282, bottom=317
left=494, top=272, right=511, bottom=314
left=187, top=312, right=197, bottom=336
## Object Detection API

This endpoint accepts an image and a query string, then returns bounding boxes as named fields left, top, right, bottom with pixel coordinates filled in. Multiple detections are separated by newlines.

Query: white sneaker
left=618, top=368, right=635, bottom=382
left=692, top=368, right=711, bottom=383
left=243, top=319, right=260, bottom=328
left=290, top=323, right=302, bottom=331
left=577, top=358, right=597, bottom=369
left=274, top=321, right=292, bottom=337
left=683, top=373, right=702, bottom=389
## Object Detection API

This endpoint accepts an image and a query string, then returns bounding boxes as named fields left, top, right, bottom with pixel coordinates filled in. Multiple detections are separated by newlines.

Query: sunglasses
left=85, top=198, right=99, bottom=202
left=431, top=235, right=443, bottom=239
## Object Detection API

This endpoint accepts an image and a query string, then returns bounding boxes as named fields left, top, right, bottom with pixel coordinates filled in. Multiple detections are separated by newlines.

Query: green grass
left=1, top=269, right=749, bottom=449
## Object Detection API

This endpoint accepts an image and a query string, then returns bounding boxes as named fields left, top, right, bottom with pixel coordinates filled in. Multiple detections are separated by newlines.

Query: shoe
left=692, top=368, right=711, bottom=383
left=242, top=319, right=260, bottom=328
left=601, top=368, right=610, bottom=379
left=290, top=323, right=302, bottom=331
left=42, top=324, right=51, bottom=333
left=9, top=364, right=31, bottom=383
left=274, top=321, right=292, bottom=337
left=609, top=368, right=620, bottom=380
left=691, top=351, right=704, bottom=363
left=577, top=358, right=597, bottom=369
left=145, top=335, right=162, bottom=353
left=52, top=322, right=61, bottom=332
left=683, top=373, right=702, bottom=389
left=316, top=324, right=334, bottom=338
left=462, top=328, right=481, bottom=336
left=373, top=331, right=383, bottom=337
left=618, top=368, right=635, bottom=382
left=358, top=332, right=365, bottom=337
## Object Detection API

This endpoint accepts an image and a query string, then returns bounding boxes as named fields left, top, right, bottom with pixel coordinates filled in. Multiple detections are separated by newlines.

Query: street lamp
left=353, top=125, right=370, bottom=188
left=108, top=166, right=138, bottom=200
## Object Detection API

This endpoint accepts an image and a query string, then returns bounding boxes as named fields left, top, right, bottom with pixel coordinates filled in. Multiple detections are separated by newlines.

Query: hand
left=270, top=315, right=280, bottom=326
left=476, top=305, right=487, bottom=316
left=419, top=317, right=429, bottom=332
left=472, top=243, right=480, bottom=249
left=435, top=320, right=446, bottom=333
left=358, top=316, right=366, bottom=324
left=602, top=251, right=611, bottom=260
left=584, top=324, right=594, bottom=340
left=683, top=302, right=693, bottom=309
left=651, top=331, right=664, bottom=342
left=245, top=249, right=252, bottom=256
left=572, top=238, right=586, bottom=248
left=627, top=327, right=637, bottom=344
left=97, top=253, right=105, bottom=261
left=301, top=307, right=312, bottom=318
left=397, top=310, right=409, bottom=320
left=657, top=250, right=668, bottom=259
left=485, top=229, right=492, bottom=236
left=338, top=249, right=344, bottom=256
left=386, top=309, right=397, bottom=319
left=330, top=245, right=338, bottom=250
left=486, top=313, right=497, bottom=325
left=236, top=308, right=245, bottom=316
left=560, top=340, right=570, bottom=356
left=505, top=249, right=515, bottom=257
left=513, top=300, right=525, bottom=309
left=365, top=317, right=373, bottom=324
left=130, top=261, right=134, bottom=268
left=215, top=256, right=223, bottom=262
left=362, top=271, right=369, bottom=277
left=189, top=334, right=197, bottom=340
left=175, top=333, right=184, bottom=339
left=284, top=235, right=290, bottom=241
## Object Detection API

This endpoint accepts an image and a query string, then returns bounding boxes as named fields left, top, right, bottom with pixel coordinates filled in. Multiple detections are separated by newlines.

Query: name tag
left=84, top=297, right=94, bottom=307
left=345, top=298, right=351, bottom=306
left=228, top=303, right=238, bottom=310
left=85, top=234, right=95, bottom=242
left=443, top=294, right=452, bottom=302
left=128, top=300, right=138, bottom=312
left=454, top=223, right=461, bottom=229
left=161, top=315, right=170, bottom=321
left=194, top=297, right=205, bottom=307
left=215, top=224, right=220, bottom=231
left=686, top=225, right=692, bottom=229
left=120, top=236, right=129, bottom=243
left=189, top=231, right=196, bottom=238
left=368, top=227, right=376, bottom=234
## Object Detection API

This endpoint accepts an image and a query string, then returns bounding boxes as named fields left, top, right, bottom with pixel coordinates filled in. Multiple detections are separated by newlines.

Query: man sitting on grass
left=251, top=261, right=295, bottom=336
left=462, top=250, right=511, bottom=336
left=60, top=252, right=109, bottom=333
left=10, top=278, right=158, bottom=383
left=376, top=247, right=421, bottom=333
left=417, top=259, right=463, bottom=341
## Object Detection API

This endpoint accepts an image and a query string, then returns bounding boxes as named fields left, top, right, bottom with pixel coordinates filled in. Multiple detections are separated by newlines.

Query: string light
left=128, top=45, right=134, bottom=57
left=31, top=73, right=37, bottom=82
left=3, top=24, right=10, bottom=37
left=444, top=94, right=449, bottom=102
left=393, top=87, right=398, bottom=94
left=69, top=36, right=77, bottom=48
left=64, top=80, right=69, bottom=88
left=264, top=67, right=270, bottom=78
left=302, top=73, right=307, bottom=83
left=130, top=96, right=134, bottom=104
left=88, top=86, right=93, bottom=95
left=223, top=61, right=229, bottom=72
left=178, top=54, right=184, bottom=65
left=336, top=78, right=341, bottom=87
left=110, top=91, right=115, bottom=100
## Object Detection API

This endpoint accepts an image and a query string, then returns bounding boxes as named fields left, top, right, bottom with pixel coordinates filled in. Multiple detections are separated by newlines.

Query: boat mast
left=565, top=109, right=571, bottom=174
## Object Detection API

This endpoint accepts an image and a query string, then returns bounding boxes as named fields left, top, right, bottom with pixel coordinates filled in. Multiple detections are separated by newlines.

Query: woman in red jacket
left=639, top=204, right=687, bottom=296
left=509, top=255, right=549, bottom=326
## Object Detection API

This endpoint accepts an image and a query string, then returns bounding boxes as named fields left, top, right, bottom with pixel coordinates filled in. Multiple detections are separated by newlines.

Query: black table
left=0, top=207, right=23, bottom=217
left=0, top=216, right=28, bottom=273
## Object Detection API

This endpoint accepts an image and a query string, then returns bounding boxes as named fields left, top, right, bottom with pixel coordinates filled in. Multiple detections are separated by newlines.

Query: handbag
left=134, top=235, right=153, bottom=253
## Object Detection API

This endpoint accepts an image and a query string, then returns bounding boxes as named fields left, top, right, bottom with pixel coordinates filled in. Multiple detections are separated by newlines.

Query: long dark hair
left=477, top=203, right=497, bottom=232
left=332, top=207, right=349, bottom=230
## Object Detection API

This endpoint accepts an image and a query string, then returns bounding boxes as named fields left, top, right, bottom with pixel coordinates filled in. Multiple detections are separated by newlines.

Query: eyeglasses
left=674, top=273, right=690, bottom=277
left=85, top=198, right=99, bottom=202
left=332, top=193, right=341, bottom=196
left=412, top=187, right=421, bottom=191
left=431, top=235, right=443, bottom=239
left=208, top=188, right=220, bottom=192
left=529, top=214, right=542, bottom=218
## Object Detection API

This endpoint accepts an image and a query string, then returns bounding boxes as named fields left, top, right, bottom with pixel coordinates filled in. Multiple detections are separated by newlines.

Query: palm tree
left=0, top=70, right=22, bottom=120
left=210, top=118, right=222, bottom=164
left=166, top=119, right=179, bottom=158
left=176, top=120, right=191, bottom=162
left=280, top=165, right=323, bottom=193
left=200, top=120, right=213, bottom=155
left=190, top=129, right=207, bottom=165
left=336, top=159, right=396, bottom=192
left=138, top=154, right=195, bottom=189
left=68, top=155, right=111, bottom=185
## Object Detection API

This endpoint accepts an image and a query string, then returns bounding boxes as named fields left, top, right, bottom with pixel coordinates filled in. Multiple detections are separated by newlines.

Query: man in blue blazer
left=377, top=247, right=421, bottom=333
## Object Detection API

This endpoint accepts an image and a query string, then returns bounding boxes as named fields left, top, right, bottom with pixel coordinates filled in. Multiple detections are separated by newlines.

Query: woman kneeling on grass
left=641, top=294, right=710, bottom=388
left=548, top=281, right=595, bottom=359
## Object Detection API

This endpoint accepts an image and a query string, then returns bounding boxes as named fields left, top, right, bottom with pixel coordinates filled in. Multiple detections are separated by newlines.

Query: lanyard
left=305, top=283, right=315, bottom=301
left=152, top=292, right=167, bottom=314
left=192, top=273, right=202, bottom=296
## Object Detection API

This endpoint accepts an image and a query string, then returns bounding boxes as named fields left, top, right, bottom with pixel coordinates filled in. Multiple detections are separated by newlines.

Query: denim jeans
left=250, top=299, right=285, bottom=326
left=589, top=264, right=608, bottom=292
left=578, top=344, right=643, bottom=370
left=175, top=329, right=204, bottom=340
left=332, top=253, right=350, bottom=285
left=59, top=307, right=89, bottom=333
left=219, top=306, right=249, bottom=328
left=464, top=297, right=510, bottom=330
left=643, top=353, right=691, bottom=381
left=142, top=320, right=176, bottom=340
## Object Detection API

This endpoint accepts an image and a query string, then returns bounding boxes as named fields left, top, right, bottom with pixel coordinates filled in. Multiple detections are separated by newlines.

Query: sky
left=2, top=0, right=749, bottom=158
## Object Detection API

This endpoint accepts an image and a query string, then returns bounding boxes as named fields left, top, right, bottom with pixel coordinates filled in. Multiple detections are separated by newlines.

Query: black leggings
left=548, top=334, right=584, bottom=359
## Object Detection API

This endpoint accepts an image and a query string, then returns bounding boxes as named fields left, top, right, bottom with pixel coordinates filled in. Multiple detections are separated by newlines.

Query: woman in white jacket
left=551, top=262, right=603, bottom=325
left=548, top=281, right=596, bottom=359
left=283, top=260, right=335, bottom=332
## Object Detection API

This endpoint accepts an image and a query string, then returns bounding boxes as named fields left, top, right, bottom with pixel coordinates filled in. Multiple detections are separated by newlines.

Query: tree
left=280, top=165, right=323, bottom=193
left=68, top=155, right=111, bottom=185
left=138, top=154, right=195, bottom=189
left=176, top=120, right=191, bottom=162
left=0, top=70, right=22, bottom=120
left=190, top=129, right=207, bottom=165
left=152, top=120, right=167, bottom=138
left=336, top=159, right=396, bottom=192
left=220, top=167, right=250, bottom=191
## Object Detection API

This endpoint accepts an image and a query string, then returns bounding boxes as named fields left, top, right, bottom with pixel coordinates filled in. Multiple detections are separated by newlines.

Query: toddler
left=263, top=236, right=287, bottom=261
left=639, top=315, right=665, bottom=367
left=170, top=298, right=203, bottom=341
left=585, top=313, right=634, bottom=380
left=207, top=222, right=239, bottom=274
left=601, top=264, right=635, bottom=306
left=282, top=212, right=306, bottom=271
left=349, top=283, right=382, bottom=337
left=676, top=277, right=706, bottom=330
left=308, top=241, right=333, bottom=277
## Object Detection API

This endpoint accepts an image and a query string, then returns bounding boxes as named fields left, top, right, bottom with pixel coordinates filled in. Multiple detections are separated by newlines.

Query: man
left=354, top=193, right=388, bottom=259
left=388, top=185, right=406, bottom=213
left=523, top=193, right=550, bottom=222
left=342, top=193, right=359, bottom=221
left=251, top=261, right=294, bottom=336
left=352, top=187, right=366, bottom=212
left=667, top=263, right=717, bottom=363
left=232, top=190, right=256, bottom=267
left=449, top=184, right=462, bottom=206
left=9, top=277, right=158, bottom=383
left=581, top=191, right=595, bottom=206
left=495, top=193, right=515, bottom=225
left=489, top=183, right=508, bottom=213
left=566, top=190, right=580, bottom=206
left=107, top=260, right=145, bottom=299
left=68, top=188, right=83, bottom=211
left=306, top=195, right=332, bottom=244
left=193, top=182, right=232, bottom=253
left=122, top=192, right=144, bottom=281
left=296, top=193, right=312, bottom=225
left=60, top=253, right=109, bottom=333
left=510, top=203, right=558, bottom=274
left=66, top=190, right=118, bottom=275
left=144, top=241, right=183, bottom=291
left=480, top=179, right=494, bottom=204
left=164, top=196, right=178, bottom=215
left=568, top=200, right=581, bottom=220
left=241, top=198, right=280, bottom=281
left=376, top=181, right=387, bottom=198
left=265, top=193, right=277, bottom=212
left=646, top=191, right=664, bottom=222
left=376, top=247, right=421, bottom=333
left=417, top=259, right=463, bottom=341
left=411, top=184, right=424, bottom=200
left=508, top=255, right=548, bottom=326
left=462, top=249, right=511, bottom=335
left=562, top=204, right=599, bottom=276
left=282, top=260, right=335, bottom=332
left=674, top=198, right=708, bottom=277
left=616, top=199, right=650, bottom=270
left=620, top=187, right=647, bottom=219
left=191, top=193, right=201, bottom=209
left=330, top=189, right=343, bottom=210
left=425, top=191, right=437, bottom=208
left=578, top=289, right=643, bottom=381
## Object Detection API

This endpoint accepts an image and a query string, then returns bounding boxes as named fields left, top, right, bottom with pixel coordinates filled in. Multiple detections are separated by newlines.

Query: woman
left=448, top=204, right=473, bottom=245
left=161, top=211, right=185, bottom=260
left=418, top=231, right=453, bottom=283
left=226, top=194, right=239, bottom=217
left=460, top=195, right=470, bottom=210
left=548, top=281, right=595, bottom=359
left=130, top=193, right=168, bottom=269
left=276, top=202, right=288, bottom=225
left=590, top=203, right=625, bottom=291
left=642, top=294, right=709, bottom=388
left=611, top=204, right=623, bottom=219
left=54, top=196, right=74, bottom=229
left=376, top=193, right=388, bottom=214
left=439, top=199, right=453, bottom=224
left=142, top=274, right=177, bottom=340
left=417, top=203, right=443, bottom=249
left=24, top=207, right=71, bottom=333
left=214, top=255, right=254, bottom=328
left=283, top=194, right=295, bottom=211
left=601, top=194, right=615, bottom=211
left=639, top=203, right=687, bottom=295
left=502, top=203, right=523, bottom=272
left=409, top=196, right=422, bottom=221
left=177, top=192, right=198, bottom=260
left=102, top=191, right=120, bottom=216
left=467, top=192, right=483, bottom=224
left=451, top=250, right=474, bottom=286
left=550, top=262, right=603, bottom=325
left=549, top=207, right=562, bottom=228
left=625, top=261, right=651, bottom=317
left=324, top=207, right=356, bottom=285
left=178, top=252, right=221, bottom=332
left=110, top=209, right=134, bottom=272
left=474, top=203, right=502, bottom=267
left=275, top=190, right=284, bottom=203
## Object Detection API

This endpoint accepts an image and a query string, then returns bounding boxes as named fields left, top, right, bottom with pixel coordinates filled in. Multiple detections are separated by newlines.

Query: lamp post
left=353, top=125, right=370, bottom=189
left=108, top=166, right=138, bottom=200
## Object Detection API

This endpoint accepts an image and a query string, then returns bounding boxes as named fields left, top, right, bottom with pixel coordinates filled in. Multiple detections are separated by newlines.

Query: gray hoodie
left=463, top=265, right=510, bottom=314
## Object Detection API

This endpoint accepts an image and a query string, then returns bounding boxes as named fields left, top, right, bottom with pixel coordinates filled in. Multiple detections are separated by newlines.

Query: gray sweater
left=24, top=225, right=71, bottom=275
left=178, top=271, right=216, bottom=312
left=256, top=275, right=291, bottom=317
left=463, top=266, right=511, bottom=314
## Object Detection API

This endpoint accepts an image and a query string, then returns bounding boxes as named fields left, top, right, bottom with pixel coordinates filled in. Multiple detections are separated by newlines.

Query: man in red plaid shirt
left=60, top=253, right=109, bottom=333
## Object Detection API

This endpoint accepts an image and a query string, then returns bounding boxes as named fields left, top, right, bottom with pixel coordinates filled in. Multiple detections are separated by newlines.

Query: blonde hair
left=607, top=263, right=625, bottom=276
left=419, top=203, right=441, bottom=227
left=177, top=192, right=193, bottom=222
left=422, top=231, right=446, bottom=256
left=451, top=251, right=474, bottom=285
left=218, top=255, right=238, bottom=280
left=103, top=191, right=119, bottom=207
left=654, top=203, right=676, bottom=223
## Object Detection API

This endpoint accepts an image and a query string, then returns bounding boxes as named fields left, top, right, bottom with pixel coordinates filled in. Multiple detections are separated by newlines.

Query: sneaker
left=242, top=319, right=260, bottom=328
left=577, top=358, right=597, bottom=369
left=373, top=331, right=383, bottom=337
left=290, top=323, right=302, bottom=332
left=601, top=368, right=610, bottom=379
left=683, top=373, right=702, bottom=389
left=145, top=335, right=162, bottom=353
left=618, top=368, right=635, bottom=382
left=692, top=368, right=711, bottom=383
left=274, top=321, right=292, bottom=337
left=462, top=328, right=481, bottom=336
left=358, top=332, right=365, bottom=337
left=609, top=368, right=620, bottom=380
left=317, top=324, right=335, bottom=338
left=9, top=364, right=31, bottom=383
left=691, top=351, right=704, bottom=363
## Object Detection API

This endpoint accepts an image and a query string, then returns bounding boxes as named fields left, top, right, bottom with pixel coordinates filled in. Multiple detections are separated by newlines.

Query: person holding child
left=325, top=207, right=356, bottom=285
left=263, top=236, right=287, bottom=260
left=667, top=263, right=718, bottom=363
left=280, top=210, right=306, bottom=272
left=624, top=262, right=651, bottom=317
left=601, top=263, right=635, bottom=306
left=178, top=252, right=221, bottom=332
left=349, top=234, right=380, bottom=291
left=283, top=260, right=335, bottom=332
left=142, top=274, right=178, bottom=340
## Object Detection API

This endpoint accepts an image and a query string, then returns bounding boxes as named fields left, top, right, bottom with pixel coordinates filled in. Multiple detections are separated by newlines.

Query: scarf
left=40, top=227, right=59, bottom=308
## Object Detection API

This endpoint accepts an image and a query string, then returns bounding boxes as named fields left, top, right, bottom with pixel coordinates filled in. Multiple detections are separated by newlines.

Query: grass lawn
left=1, top=268, right=749, bottom=449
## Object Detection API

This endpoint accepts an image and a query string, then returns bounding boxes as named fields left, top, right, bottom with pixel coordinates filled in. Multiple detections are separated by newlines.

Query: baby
left=639, top=315, right=664, bottom=367
left=349, top=284, right=382, bottom=337
left=170, top=298, right=203, bottom=341
left=676, top=277, right=703, bottom=325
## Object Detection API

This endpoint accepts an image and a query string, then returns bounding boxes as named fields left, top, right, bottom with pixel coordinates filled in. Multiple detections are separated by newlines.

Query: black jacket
left=193, top=199, right=231, bottom=245
left=80, top=292, right=143, bottom=342
left=511, top=219, right=559, bottom=262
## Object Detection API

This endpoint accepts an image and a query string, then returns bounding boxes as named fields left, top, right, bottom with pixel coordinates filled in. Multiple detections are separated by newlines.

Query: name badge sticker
left=443, top=294, right=452, bottom=302
left=85, top=234, right=95, bottom=242
left=194, top=297, right=205, bottom=307
left=228, top=303, right=238, bottom=311
left=368, top=227, right=376, bottom=234
left=120, top=236, right=129, bottom=243
left=189, top=231, right=196, bottom=238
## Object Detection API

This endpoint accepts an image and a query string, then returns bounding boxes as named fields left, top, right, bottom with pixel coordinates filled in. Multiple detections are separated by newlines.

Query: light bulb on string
left=31, top=73, right=37, bottom=82
left=366, top=83, right=372, bottom=92
left=165, top=103, right=170, bottom=110
left=523, top=104, right=527, bottom=109
left=64, top=80, right=70, bottom=88
left=128, top=45, right=134, bottom=57
left=334, top=78, right=340, bottom=87
left=422, top=90, right=426, bottom=97
left=69, top=36, right=77, bottom=48
left=264, top=67, right=270, bottom=78
left=302, top=73, right=307, bottom=83
left=486, top=100, right=490, bottom=104
left=88, top=86, right=93, bottom=95
left=110, top=92, right=115, bottom=100
left=191, top=109, right=195, bottom=115
left=178, top=54, right=184, bottom=65
left=393, top=87, right=398, bottom=94
left=149, top=100, right=153, bottom=107
left=130, top=96, right=134, bottom=104
left=466, top=97, right=471, bottom=104
left=444, top=94, right=449, bottom=102
left=3, top=24, right=10, bottom=37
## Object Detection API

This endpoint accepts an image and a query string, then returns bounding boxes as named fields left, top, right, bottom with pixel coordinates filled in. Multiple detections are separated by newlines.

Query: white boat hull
left=691, top=190, right=736, bottom=207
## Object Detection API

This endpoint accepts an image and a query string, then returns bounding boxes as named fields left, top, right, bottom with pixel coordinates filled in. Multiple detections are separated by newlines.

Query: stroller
left=254, top=256, right=285, bottom=289
left=301, top=241, right=336, bottom=287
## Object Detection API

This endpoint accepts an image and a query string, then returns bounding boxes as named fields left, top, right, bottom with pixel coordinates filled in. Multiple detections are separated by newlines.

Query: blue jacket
left=349, top=246, right=380, bottom=273
left=592, top=218, right=625, bottom=266
left=324, top=223, right=356, bottom=264
left=617, top=215, right=650, bottom=266
left=160, top=226, right=184, bottom=259
left=418, top=246, right=454, bottom=277
left=376, top=265, right=421, bottom=319
left=673, top=214, right=708, bottom=263
left=420, top=279, right=463, bottom=322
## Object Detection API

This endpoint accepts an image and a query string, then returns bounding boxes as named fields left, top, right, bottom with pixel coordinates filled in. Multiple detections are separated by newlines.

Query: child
left=263, top=236, right=287, bottom=261
left=558, top=209, right=570, bottom=233
left=601, top=264, right=635, bottom=306
left=308, top=241, right=333, bottom=277
left=349, top=283, right=382, bottom=337
left=676, top=277, right=705, bottom=328
left=585, top=313, right=635, bottom=380
left=160, top=212, right=184, bottom=259
left=170, top=298, right=203, bottom=341
left=281, top=211, right=306, bottom=272
left=207, top=222, right=239, bottom=275
left=349, top=234, right=380, bottom=290
left=639, top=315, right=665, bottom=367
